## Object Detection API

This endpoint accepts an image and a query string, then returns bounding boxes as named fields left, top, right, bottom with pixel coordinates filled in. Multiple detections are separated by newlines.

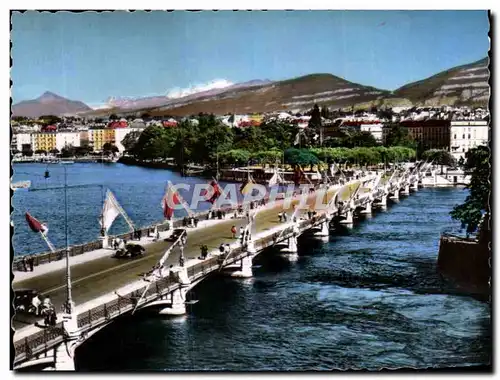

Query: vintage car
left=14, top=289, right=43, bottom=315
left=165, top=228, right=186, bottom=242
left=113, top=243, right=146, bottom=259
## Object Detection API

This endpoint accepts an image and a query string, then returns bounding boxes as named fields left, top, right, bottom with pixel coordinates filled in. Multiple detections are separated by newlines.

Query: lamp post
left=44, top=163, right=73, bottom=315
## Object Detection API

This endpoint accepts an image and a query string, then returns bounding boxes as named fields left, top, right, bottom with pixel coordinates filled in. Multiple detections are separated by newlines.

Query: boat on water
left=184, top=168, right=205, bottom=176
left=11, top=180, right=31, bottom=190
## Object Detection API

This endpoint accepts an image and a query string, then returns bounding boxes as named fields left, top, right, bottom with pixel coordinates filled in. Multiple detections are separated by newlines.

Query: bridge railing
left=13, top=211, right=328, bottom=364
left=12, top=203, right=251, bottom=271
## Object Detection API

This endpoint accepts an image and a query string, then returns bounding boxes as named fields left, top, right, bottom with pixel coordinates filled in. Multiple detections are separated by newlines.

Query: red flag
left=208, top=181, right=222, bottom=203
left=293, top=167, right=303, bottom=186
left=25, top=212, right=47, bottom=233
left=201, top=180, right=222, bottom=203
left=161, top=186, right=181, bottom=220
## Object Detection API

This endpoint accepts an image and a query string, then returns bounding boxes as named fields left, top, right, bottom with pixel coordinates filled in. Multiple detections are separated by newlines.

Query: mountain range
left=12, top=57, right=489, bottom=118
left=11, top=92, right=92, bottom=118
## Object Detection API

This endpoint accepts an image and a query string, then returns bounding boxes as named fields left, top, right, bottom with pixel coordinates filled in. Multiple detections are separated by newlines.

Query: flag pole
left=39, top=231, right=56, bottom=252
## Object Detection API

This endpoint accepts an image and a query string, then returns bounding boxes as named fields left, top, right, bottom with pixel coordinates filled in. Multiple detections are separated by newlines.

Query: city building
left=449, top=120, right=489, bottom=160
left=34, top=133, right=57, bottom=152
left=11, top=133, right=34, bottom=152
left=400, top=120, right=451, bottom=151
left=88, top=129, right=106, bottom=152
left=56, top=132, right=81, bottom=151
left=359, top=122, right=383, bottom=142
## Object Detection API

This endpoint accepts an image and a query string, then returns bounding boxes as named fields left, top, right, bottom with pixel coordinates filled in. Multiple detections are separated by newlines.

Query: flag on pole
left=293, top=132, right=301, bottom=146
left=201, top=180, right=222, bottom=204
left=100, top=190, right=121, bottom=233
left=25, top=212, right=48, bottom=234
left=240, top=179, right=253, bottom=195
left=161, top=184, right=181, bottom=220
left=25, top=212, right=55, bottom=252
left=293, top=166, right=303, bottom=186
left=330, top=163, right=336, bottom=177
left=268, top=172, right=278, bottom=187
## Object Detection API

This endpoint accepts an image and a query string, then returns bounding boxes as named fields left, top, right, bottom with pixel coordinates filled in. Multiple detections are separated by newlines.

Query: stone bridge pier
left=157, top=267, right=191, bottom=315
left=359, top=195, right=374, bottom=215
left=401, top=183, right=410, bottom=195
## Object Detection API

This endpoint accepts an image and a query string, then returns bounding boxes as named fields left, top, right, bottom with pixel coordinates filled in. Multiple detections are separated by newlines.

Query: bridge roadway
left=12, top=181, right=359, bottom=333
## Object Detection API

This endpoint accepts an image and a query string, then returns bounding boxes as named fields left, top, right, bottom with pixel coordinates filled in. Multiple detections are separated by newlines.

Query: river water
left=11, top=163, right=235, bottom=256
left=12, top=163, right=491, bottom=370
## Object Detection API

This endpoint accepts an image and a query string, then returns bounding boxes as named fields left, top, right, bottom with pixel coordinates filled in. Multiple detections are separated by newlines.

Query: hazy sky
left=11, top=10, right=490, bottom=106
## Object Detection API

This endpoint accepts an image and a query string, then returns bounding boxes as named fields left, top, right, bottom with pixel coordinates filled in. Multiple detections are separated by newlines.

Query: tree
left=38, top=115, right=61, bottom=126
left=132, top=126, right=175, bottom=161
left=385, top=123, right=416, bottom=149
left=422, top=149, right=457, bottom=174
left=35, top=149, right=47, bottom=155
left=308, top=104, right=322, bottom=130
left=109, top=114, right=118, bottom=120
left=61, top=145, right=76, bottom=158
left=75, top=146, right=92, bottom=156
left=346, top=131, right=379, bottom=148
left=103, top=143, right=119, bottom=155
left=121, top=131, right=142, bottom=153
left=49, top=148, right=59, bottom=155
left=251, top=149, right=283, bottom=165
left=219, top=149, right=251, bottom=166
left=450, top=146, right=490, bottom=239
left=284, top=148, right=319, bottom=169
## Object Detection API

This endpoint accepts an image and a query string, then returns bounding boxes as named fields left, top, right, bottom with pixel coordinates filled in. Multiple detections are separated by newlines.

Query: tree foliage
left=421, top=149, right=456, bottom=167
left=284, top=148, right=319, bottom=167
left=450, top=146, right=490, bottom=237
left=384, top=123, right=416, bottom=149
left=308, top=104, right=322, bottom=130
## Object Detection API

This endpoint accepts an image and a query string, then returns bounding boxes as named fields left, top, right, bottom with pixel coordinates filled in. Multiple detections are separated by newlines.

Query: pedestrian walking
left=231, top=225, right=237, bottom=238
left=22, top=256, right=27, bottom=272
left=194, top=217, right=199, bottom=227
left=28, top=256, right=34, bottom=272
left=278, top=212, right=283, bottom=223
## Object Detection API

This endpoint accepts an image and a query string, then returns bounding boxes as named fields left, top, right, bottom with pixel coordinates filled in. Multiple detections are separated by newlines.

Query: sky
left=11, top=10, right=490, bottom=107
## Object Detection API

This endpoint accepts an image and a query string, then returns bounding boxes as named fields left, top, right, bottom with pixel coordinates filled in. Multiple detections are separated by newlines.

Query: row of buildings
left=324, top=118, right=489, bottom=161
left=11, top=106, right=489, bottom=161
left=11, top=127, right=145, bottom=154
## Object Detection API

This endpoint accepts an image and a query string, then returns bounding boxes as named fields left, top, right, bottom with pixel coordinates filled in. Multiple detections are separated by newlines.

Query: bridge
left=12, top=165, right=424, bottom=371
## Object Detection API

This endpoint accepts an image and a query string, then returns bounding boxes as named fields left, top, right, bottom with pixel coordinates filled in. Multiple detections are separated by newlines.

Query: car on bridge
left=166, top=228, right=186, bottom=242
left=113, top=243, right=146, bottom=259
left=14, top=289, right=43, bottom=316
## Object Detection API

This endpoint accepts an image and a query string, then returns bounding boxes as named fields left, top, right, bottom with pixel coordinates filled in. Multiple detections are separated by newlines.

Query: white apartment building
left=450, top=120, right=489, bottom=161
left=56, top=132, right=81, bottom=151
left=12, top=133, right=35, bottom=152
left=360, top=123, right=383, bottom=142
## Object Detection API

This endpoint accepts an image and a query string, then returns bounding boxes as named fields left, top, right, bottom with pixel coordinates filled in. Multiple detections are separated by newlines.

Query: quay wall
left=437, top=234, right=490, bottom=300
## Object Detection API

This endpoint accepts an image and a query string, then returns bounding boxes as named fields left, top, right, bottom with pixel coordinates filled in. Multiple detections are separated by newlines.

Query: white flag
left=330, top=163, right=336, bottom=177
left=100, top=190, right=121, bottom=233
left=293, top=132, right=300, bottom=145
left=268, top=172, right=278, bottom=187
